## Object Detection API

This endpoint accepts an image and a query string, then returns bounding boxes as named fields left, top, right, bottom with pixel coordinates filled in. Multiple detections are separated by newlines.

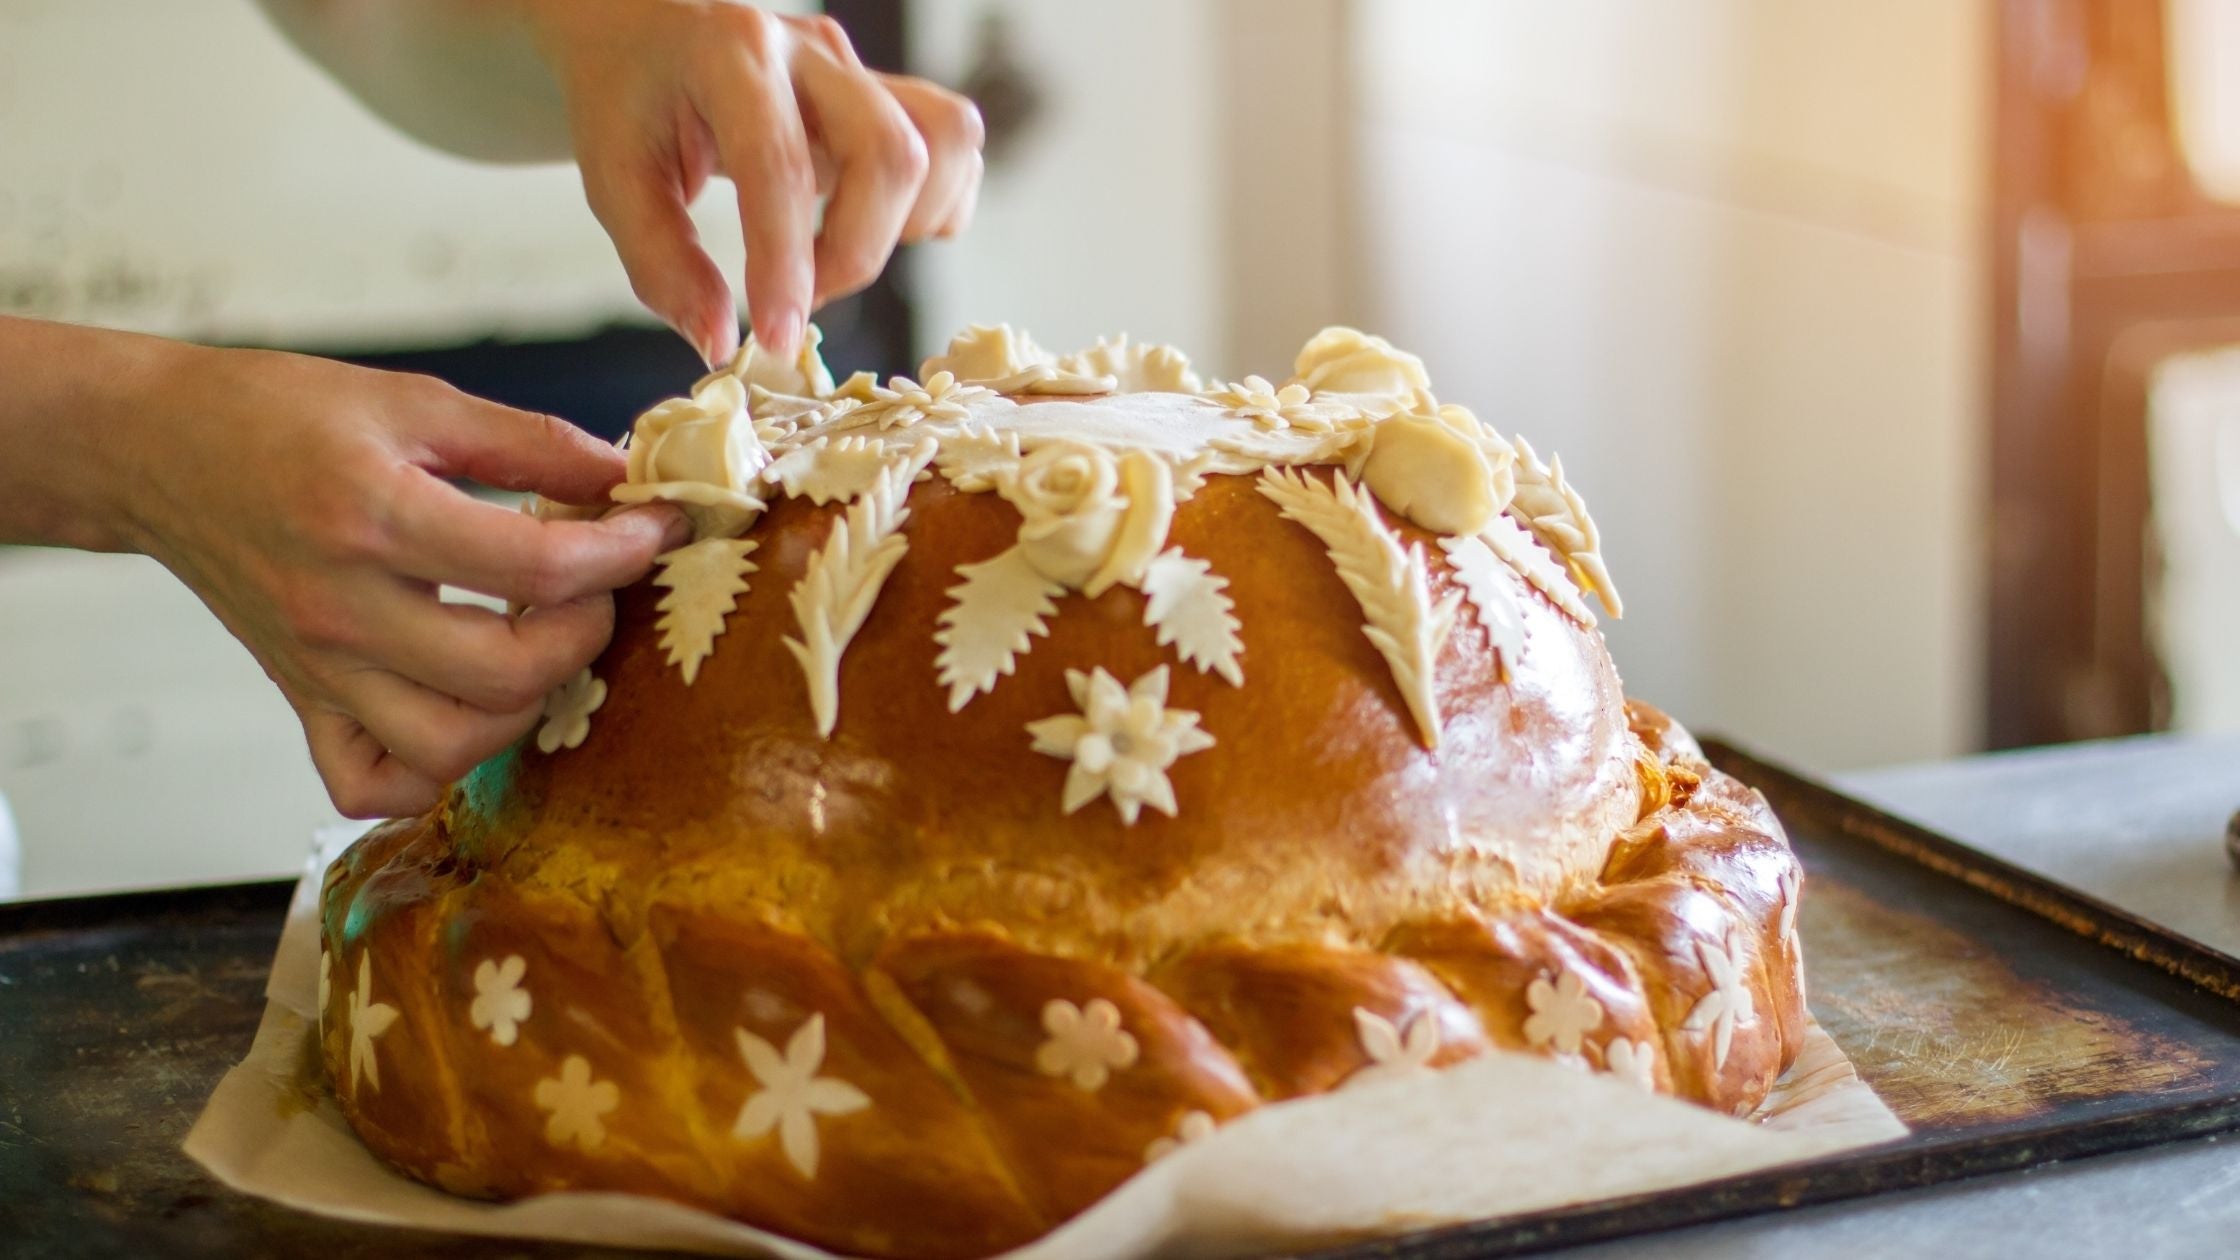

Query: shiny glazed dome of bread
left=317, top=326, right=1808, bottom=1259
left=460, top=468, right=1640, bottom=958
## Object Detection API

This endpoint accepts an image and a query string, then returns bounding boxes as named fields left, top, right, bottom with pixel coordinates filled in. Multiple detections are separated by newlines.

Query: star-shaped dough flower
left=1025, top=666, right=1215, bottom=824
left=854, top=370, right=989, bottom=430
left=1344, top=1006, right=1442, bottom=1090
left=1035, top=997, right=1140, bottom=1091
left=1601, top=1037, right=1657, bottom=1091
left=534, top=1054, right=619, bottom=1151
left=1143, top=1108, right=1217, bottom=1163
left=733, top=1013, right=872, bottom=1179
left=1681, top=930, right=1757, bottom=1070
left=535, top=669, right=606, bottom=754
left=1207, top=375, right=1342, bottom=432
left=1522, top=969, right=1605, bottom=1056
left=468, top=955, right=532, bottom=1048
left=345, top=952, right=398, bottom=1093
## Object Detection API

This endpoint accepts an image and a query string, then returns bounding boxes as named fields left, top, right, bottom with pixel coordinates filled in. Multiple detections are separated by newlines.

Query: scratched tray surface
left=4, top=751, right=2240, bottom=1260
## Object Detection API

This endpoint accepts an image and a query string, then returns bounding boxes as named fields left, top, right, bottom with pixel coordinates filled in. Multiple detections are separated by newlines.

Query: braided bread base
left=317, top=702, right=1804, bottom=1259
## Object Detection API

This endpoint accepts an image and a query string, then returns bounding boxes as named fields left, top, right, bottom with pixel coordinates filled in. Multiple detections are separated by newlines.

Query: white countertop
left=1842, top=734, right=2240, bottom=960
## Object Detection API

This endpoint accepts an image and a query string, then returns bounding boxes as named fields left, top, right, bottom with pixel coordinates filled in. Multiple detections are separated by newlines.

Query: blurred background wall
left=1345, top=2, right=1991, bottom=773
left=0, top=1, right=754, bottom=349
left=2, top=0, right=2234, bottom=899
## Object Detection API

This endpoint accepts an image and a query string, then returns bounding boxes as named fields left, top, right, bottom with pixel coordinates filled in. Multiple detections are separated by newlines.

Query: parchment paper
left=185, top=838, right=1907, bottom=1259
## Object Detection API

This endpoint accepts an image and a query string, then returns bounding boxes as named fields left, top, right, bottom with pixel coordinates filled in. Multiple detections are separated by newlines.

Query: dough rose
left=627, top=376, right=766, bottom=489
left=1086, top=450, right=1176, bottom=595
left=1290, top=327, right=1431, bottom=398
left=1004, top=442, right=1172, bottom=591
left=612, top=375, right=768, bottom=537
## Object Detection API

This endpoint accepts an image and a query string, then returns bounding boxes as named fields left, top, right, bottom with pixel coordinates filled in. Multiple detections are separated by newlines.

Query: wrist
left=0, top=318, right=194, bottom=554
left=88, top=332, right=210, bottom=559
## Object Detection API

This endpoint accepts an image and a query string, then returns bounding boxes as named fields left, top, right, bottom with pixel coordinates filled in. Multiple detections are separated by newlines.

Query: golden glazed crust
left=317, top=466, right=1807, bottom=1259
left=459, top=474, right=1639, bottom=956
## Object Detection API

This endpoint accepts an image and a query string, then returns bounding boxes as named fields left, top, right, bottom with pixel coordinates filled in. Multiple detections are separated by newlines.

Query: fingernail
left=633, top=503, right=691, bottom=551
left=756, top=306, right=804, bottom=359
left=605, top=502, right=683, bottom=548
left=701, top=318, right=741, bottom=370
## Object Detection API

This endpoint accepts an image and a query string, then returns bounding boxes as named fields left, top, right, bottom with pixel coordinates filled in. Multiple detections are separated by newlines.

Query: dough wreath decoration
left=326, top=322, right=1811, bottom=1260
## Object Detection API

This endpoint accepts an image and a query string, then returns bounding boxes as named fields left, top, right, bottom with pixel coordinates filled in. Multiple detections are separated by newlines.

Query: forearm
left=253, top=0, right=573, bottom=163
left=0, top=317, right=179, bottom=554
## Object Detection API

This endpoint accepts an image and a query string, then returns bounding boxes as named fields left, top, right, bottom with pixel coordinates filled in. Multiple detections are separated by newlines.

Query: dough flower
left=1681, top=930, right=1756, bottom=1070
left=614, top=374, right=769, bottom=536
left=1343, top=1007, right=1442, bottom=1090
left=346, top=952, right=399, bottom=1094
left=1026, top=666, right=1214, bottom=824
left=1207, top=375, right=1336, bottom=431
left=1035, top=998, right=1140, bottom=1091
left=1602, top=1037, right=1658, bottom=1091
left=732, top=1013, right=871, bottom=1180
left=1521, top=969, right=1605, bottom=1056
left=469, top=955, right=532, bottom=1048
left=627, top=375, right=766, bottom=488
left=856, top=371, right=988, bottom=430
left=534, top=1055, right=619, bottom=1151
left=536, top=669, right=607, bottom=754
left=1003, top=442, right=1173, bottom=592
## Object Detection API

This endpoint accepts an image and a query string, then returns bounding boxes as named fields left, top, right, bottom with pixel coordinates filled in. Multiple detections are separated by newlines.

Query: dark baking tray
left=3, top=742, right=2239, bottom=1260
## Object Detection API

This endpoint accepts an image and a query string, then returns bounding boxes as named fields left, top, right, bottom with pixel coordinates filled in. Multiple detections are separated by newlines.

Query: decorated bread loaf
left=316, top=324, right=1807, bottom=1259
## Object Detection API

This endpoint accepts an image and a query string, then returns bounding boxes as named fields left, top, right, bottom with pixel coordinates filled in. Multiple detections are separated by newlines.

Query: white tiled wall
left=1347, top=0, right=1991, bottom=771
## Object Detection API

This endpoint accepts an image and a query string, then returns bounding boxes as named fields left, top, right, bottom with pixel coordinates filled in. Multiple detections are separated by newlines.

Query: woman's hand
left=137, top=346, right=688, bottom=819
left=523, top=1, right=986, bottom=364
left=3, top=319, right=685, bottom=819
left=256, top=0, right=985, bottom=364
